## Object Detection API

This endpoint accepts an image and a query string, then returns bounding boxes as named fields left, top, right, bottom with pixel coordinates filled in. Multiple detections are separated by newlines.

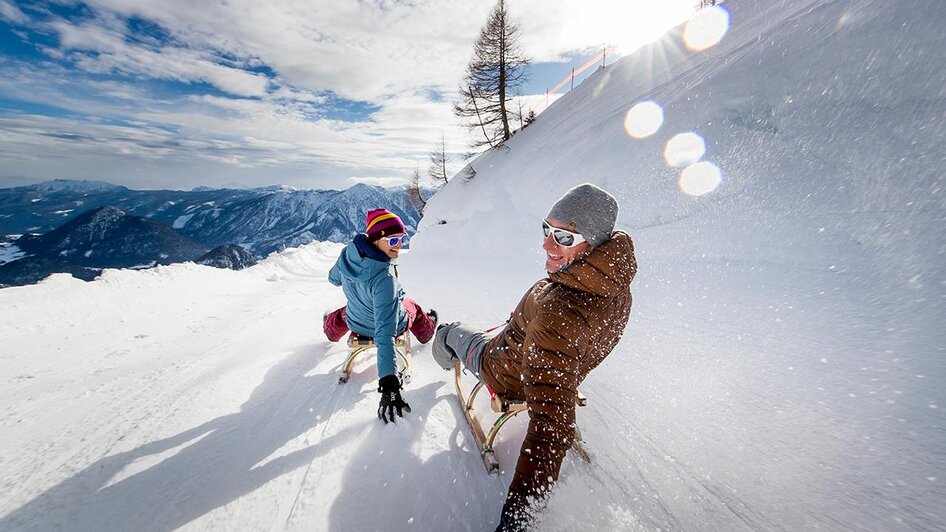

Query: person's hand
left=494, top=501, right=528, bottom=532
left=378, top=374, right=411, bottom=423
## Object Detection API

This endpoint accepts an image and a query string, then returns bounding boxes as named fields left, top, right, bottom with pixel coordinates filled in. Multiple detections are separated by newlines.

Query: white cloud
left=0, top=0, right=28, bottom=24
left=0, top=60, right=468, bottom=188
left=0, top=111, right=352, bottom=189
left=37, top=1, right=692, bottom=103
left=348, top=176, right=406, bottom=187
left=0, top=1, right=693, bottom=189
left=65, top=0, right=490, bottom=102
left=49, top=18, right=271, bottom=97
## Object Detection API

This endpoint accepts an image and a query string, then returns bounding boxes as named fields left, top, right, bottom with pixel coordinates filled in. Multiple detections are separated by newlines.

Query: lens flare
left=684, top=5, right=730, bottom=51
left=624, top=101, right=664, bottom=139
left=679, top=161, right=722, bottom=196
left=836, top=13, right=850, bottom=30
left=664, top=132, right=706, bottom=167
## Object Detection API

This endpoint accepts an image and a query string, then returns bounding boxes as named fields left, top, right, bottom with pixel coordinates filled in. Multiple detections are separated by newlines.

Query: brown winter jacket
left=481, top=231, right=637, bottom=514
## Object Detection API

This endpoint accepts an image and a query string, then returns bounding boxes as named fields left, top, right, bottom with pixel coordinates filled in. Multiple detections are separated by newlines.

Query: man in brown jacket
left=433, top=183, right=637, bottom=531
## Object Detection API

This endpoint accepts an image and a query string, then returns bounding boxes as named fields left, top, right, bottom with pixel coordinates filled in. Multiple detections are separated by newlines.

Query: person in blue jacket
left=324, top=208, right=437, bottom=422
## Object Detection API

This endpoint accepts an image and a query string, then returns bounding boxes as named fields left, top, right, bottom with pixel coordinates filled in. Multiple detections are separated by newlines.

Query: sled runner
left=453, top=363, right=590, bottom=473
left=339, top=332, right=412, bottom=384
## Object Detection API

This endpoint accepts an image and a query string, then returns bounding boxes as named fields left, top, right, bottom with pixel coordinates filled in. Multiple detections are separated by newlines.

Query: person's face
left=374, top=233, right=406, bottom=259
left=542, top=217, right=591, bottom=273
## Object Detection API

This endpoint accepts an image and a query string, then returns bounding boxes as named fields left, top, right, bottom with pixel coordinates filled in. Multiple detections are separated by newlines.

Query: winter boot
left=432, top=323, right=460, bottom=370
left=323, top=307, right=349, bottom=343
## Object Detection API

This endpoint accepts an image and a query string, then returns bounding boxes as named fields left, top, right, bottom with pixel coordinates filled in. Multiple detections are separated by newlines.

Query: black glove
left=495, top=501, right=529, bottom=532
left=377, top=374, right=411, bottom=423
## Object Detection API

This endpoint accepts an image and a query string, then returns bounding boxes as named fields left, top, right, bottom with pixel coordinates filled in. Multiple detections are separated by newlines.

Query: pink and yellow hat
left=365, top=208, right=406, bottom=241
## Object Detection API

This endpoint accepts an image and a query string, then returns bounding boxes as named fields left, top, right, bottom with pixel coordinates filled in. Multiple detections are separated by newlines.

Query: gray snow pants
left=432, top=322, right=489, bottom=377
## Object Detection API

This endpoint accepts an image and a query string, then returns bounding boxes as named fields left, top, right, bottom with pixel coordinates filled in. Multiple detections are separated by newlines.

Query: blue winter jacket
left=328, top=233, right=408, bottom=378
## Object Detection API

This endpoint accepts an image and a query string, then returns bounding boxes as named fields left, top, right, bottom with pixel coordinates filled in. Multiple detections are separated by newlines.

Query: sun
left=605, top=0, right=697, bottom=56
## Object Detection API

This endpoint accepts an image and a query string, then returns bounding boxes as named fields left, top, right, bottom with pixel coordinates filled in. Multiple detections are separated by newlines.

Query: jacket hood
left=549, top=231, right=636, bottom=297
left=334, top=233, right=391, bottom=281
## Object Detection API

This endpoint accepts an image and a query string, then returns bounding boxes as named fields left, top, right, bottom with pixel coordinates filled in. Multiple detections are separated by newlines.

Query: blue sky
left=0, top=0, right=693, bottom=190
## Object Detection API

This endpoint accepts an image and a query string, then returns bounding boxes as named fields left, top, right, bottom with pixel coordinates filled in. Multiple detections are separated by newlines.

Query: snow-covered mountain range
left=0, top=205, right=209, bottom=286
left=1, top=1, right=943, bottom=531
left=0, top=180, right=422, bottom=255
left=0, top=180, right=422, bottom=285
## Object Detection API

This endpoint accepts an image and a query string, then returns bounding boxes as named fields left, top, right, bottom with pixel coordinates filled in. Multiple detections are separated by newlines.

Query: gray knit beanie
left=547, top=183, right=618, bottom=248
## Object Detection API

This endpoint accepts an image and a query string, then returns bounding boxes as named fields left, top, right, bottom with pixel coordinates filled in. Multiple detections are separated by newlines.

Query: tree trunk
left=470, top=86, right=495, bottom=148
left=498, top=5, right=511, bottom=141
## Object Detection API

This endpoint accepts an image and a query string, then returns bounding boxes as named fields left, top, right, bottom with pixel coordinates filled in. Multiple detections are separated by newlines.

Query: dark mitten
left=377, top=374, right=411, bottom=423
left=495, top=501, right=530, bottom=532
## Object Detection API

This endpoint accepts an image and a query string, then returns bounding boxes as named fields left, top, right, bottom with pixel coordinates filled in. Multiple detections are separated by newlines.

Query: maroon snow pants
left=323, top=298, right=436, bottom=344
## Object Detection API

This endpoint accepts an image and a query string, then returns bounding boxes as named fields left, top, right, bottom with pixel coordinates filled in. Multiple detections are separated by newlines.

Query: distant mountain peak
left=254, top=185, right=299, bottom=193
left=196, top=244, right=257, bottom=270
left=28, top=179, right=127, bottom=193
left=68, top=205, right=127, bottom=239
left=0, top=204, right=209, bottom=285
left=88, top=205, right=127, bottom=220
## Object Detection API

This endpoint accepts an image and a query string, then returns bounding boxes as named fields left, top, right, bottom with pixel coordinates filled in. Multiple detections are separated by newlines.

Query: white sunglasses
left=542, top=221, right=586, bottom=247
left=384, top=235, right=408, bottom=246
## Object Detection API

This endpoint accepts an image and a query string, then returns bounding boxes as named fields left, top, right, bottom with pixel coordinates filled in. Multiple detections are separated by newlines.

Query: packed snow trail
left=0, top=245, right=505, bottom=531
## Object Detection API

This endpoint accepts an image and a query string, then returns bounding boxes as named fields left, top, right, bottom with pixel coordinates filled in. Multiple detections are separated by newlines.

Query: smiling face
left=374, top=233, right=406, bottom=259
left=543, top=217, right=592, bottom=273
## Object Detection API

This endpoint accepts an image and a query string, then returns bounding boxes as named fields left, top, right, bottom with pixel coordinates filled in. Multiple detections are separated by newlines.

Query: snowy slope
left=0, top=244, right=524, bottom=531
left=2, top=1, right=944, bottom=531
left=412, top=0, right=946, bottom=529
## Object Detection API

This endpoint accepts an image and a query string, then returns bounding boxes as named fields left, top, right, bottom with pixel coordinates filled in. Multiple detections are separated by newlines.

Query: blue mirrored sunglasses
left=385, top=235, right=408, bottom=246
left=542, top=221, right=586, bottom=247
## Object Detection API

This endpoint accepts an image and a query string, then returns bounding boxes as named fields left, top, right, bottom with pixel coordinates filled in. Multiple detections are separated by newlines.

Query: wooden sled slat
left=454, top=363, right=500, bottom=471
left=339, top=333, right=412, bottom=384
left=454, top=362, right=591, bottom=473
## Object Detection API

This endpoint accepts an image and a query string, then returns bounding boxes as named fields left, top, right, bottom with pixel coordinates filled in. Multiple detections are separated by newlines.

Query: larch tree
left=428, top=132, right=451, bottom=186
left=454, top=0, right=530, bottom=149
left=406, top=167, right=427, bottom=211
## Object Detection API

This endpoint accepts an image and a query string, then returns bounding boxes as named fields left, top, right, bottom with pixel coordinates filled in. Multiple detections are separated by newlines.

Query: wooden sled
left=453, top=363, right=590, bottom=473
left=339, top=332, right=412, bottom=384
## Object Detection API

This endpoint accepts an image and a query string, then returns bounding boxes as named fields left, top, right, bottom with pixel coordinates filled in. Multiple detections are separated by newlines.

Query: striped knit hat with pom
left=365, top=208, right=406, bottom=241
